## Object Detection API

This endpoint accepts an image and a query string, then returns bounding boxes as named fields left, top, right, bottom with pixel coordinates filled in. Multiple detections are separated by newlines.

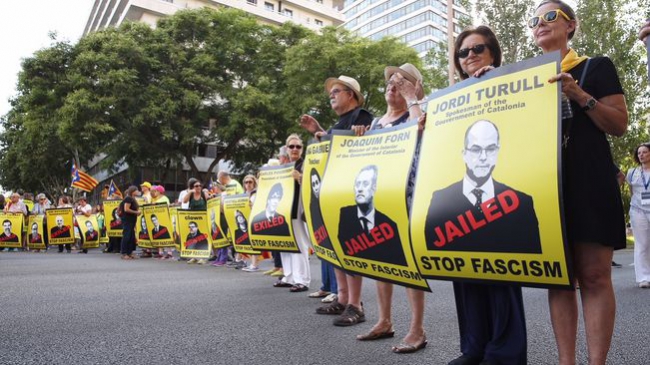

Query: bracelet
left=407, top=100, right=420, bottom=109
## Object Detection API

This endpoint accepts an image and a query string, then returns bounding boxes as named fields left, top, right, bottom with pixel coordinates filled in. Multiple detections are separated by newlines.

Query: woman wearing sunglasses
left=531, top=1, right=628, bottom=364
left=447, top=26, right=529, bottom=365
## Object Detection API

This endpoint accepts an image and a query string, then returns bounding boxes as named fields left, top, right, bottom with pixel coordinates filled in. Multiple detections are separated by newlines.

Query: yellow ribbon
left=560, top=49, right=588, bottom=73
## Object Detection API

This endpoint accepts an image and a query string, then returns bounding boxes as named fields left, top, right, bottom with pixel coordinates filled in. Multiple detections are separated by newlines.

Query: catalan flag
left=71, top=162, right=98, bottom=192
left=108, top=179, right=123, bottom=198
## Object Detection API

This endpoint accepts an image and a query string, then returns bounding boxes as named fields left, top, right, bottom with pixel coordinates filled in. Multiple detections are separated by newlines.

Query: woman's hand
left=291, top=170, right=302, bottom=183
left=314, top=131, right=327, bottom=140
left=473, top=65, right=495, bottom=78
left=351, top=125, right=370, bottom=136
left=548, top=72, right=586, bottom=101
left=391, top=73, right=418, bottom=102
left=639, top=20, right=650, bottom=41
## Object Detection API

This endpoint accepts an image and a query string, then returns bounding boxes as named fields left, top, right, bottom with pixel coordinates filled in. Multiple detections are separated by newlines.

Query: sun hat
left=140, top=181, right=152, bottom=189
left=324, top=75, right=365, bottom=105
left=384, top=63, right=424, bottom=100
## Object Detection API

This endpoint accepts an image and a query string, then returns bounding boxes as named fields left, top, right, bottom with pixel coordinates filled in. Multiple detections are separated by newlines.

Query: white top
left=462, top=176, right=495, bottom=205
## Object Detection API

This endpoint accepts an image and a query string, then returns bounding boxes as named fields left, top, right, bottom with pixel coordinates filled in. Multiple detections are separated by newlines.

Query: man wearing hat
left=300, top=75, right=373, bottom=138
left=300, top=75, right=373, bottom=326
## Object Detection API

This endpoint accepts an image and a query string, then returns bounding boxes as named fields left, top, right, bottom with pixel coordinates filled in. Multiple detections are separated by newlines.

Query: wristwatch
left=582, top=97, right=597, bottom=112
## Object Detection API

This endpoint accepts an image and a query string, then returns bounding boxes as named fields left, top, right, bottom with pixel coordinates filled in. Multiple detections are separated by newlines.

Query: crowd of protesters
left=3, top=3, right=650, bottom=364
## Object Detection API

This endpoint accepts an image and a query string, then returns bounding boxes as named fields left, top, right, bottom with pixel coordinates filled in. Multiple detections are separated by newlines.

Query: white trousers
left=630, top=209, right=650, bottom=283
left=280, top=219, right=311, bottom=287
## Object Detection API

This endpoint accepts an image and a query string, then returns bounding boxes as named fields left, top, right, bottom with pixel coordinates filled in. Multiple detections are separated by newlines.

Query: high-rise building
left=84, top=0, right=345, bottom=36
left=341, top=0, right=467, bottom=60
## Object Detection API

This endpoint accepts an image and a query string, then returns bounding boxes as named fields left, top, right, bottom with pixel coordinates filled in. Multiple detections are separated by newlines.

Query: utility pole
left=447, top=0, right=456, bottom=86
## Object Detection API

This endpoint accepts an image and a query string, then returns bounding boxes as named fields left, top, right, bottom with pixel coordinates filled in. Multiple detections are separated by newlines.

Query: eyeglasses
left=329, top=88, right=350, bottom=96
left=244, top=181, right=254, bottom=184
left=457, top=44, right=487, bottom=59
left=193, top=184, right=202, bottom=188
left=528, top=9, right=571, bottom=28
left=287, top=145, right=302, bottom=150
left=466, top=145, right=499, bottom=157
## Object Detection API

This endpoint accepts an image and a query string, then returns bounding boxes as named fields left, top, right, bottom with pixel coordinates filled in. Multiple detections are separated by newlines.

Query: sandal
left=356, top=328, right=395, bottom=341
left=315, top=300, right=345, bottom=315
left=121, top=255, right=133, bottom=260
left=290, top=284, right=309, bottom=293
left=273, top=281, right=293, bottom=288
left=308, top=290, right=330, bottom=298
left=333, top=304, right=365, bottom=327
left=391, top=340, right=428, bottom=354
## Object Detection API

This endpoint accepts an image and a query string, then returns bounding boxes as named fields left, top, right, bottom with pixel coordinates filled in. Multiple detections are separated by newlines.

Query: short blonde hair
left=285, top=133, right=302, bottom=146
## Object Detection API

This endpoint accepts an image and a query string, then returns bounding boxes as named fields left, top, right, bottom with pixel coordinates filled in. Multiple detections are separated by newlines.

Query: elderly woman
left=349, top=63, right=426, bottom=353
left=272, top=134, right=311, bottom=292
left=626, top=144, right=650, bottom=289
left=442, top=26, right=531, bottom=365
left=530, top=1, right=628, bottom=364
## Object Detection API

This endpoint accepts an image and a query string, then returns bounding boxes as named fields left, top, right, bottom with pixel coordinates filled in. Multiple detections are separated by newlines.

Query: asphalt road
left=0, top=249, right=647, bottom=365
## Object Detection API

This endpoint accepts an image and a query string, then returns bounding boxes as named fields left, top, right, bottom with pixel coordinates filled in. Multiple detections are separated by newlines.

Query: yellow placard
left=77, top=214, right=100, bottom=249
left=104, top=200, right=123, bottom=237
left=143, top=204, right=175, bottom=248
left=410, top=52, right=571, bottom=288
left=45, top=208, right=75, bottom=245
left=178, top=209, right=211, bottom=258
left=137, top=214, right=152, bottom=248
left=301, top=138, right=341, bottom=267
left=249, top=164, right=300, bottom=253
left=0, top=212, right=24, bottom=248
left=320, top=124, right=429, bottom=290
left=223, top=194, right=260, bottom=255
left=169, top=206, right=181, bottom=251
left=27, top=215, right=46, bottom=249
left=207, top=197, right=229, bottom=249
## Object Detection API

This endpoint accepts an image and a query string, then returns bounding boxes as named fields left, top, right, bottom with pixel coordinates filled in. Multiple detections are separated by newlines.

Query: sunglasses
left=194, top=184, right=202, bottom=188
left=528, top=9, right=571, bottom=28
left=244, top=181, right=254, bottom=184
left=287, top=144, right=302, bottom=150
left=457, top=44, right=487, bottom=59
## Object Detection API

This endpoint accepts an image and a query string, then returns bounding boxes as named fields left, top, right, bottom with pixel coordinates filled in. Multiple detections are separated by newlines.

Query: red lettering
left=498, top=190, right=519, bottom=214
left=369, top=226, right=385, bottom=245
left=466, top=211, right=486, bottom=230
left=457, top=214, right=470, bottom=234
left=481, top=198, right=502, bottom=222
left=377, top=222, right=394, bottom=240
left=445, top=220, right=464, bottom=243
left=433, top=226, right=446, bottom=247
left=314, top=225, right=328, bottom=245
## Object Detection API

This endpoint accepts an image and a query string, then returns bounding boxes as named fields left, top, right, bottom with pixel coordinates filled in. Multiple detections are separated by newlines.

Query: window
left=264, top=2, right=274, bottom=11
left=246, top=0, right=257, bottom=4
left=315, top=19, right=323, bottom=26
left=283, top=9, right=293, bottom=18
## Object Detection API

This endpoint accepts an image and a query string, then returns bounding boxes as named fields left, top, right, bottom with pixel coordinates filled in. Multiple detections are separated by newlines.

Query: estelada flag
left=108, top=179, right=123, bottom=198
left=71, top=162, right=98, bottom=192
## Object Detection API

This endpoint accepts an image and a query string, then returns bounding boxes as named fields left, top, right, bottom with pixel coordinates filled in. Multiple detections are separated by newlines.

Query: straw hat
left=324, top=75, right=365, bottom=105
left=384, top=63, right=424, bottom=100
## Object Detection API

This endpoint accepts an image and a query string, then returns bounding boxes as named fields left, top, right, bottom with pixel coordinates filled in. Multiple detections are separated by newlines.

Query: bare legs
left=367, top=281, right=425, bottom=345
left=548, top=242, right=615, bottom=365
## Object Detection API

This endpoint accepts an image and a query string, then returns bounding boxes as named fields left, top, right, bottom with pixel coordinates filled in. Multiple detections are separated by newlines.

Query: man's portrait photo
left=337, top=165, right=407, bottom=266
left=0, top=219, right=19, bottom=243
left=424, top=119, right=541, bottom=253
left=84, top=220, right=99, bottom=242
left=185, top=221, right=208, bottom=250
left=50, top=215, right=71, bottom=238
left=251, top=183, right=290, bottom=236
left=308, top=168, right=333, bottom=250
left=150, top=214, right=171, bottom=240
left=29, top=222, right=43, bottom=243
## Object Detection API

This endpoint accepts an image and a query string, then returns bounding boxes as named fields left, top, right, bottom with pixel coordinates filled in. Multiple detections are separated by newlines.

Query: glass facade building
left=342, top=0, right=467, bottom=61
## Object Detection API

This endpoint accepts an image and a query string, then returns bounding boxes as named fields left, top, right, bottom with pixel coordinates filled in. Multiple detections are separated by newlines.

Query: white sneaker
left=321, top=293, right=338, bottom=303
left=242, top=266, right=259, bottom=272
left=639, top=281, right=650, bottom=288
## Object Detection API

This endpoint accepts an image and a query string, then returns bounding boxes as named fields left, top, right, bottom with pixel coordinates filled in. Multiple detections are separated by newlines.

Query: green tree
left=284, top=26, right=423, bottom=128
left=0, top=39, right=78, bottom=196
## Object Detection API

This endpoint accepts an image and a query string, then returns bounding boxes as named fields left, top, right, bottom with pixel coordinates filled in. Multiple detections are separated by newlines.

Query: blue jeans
left=320, top=261, right=338, bottom=293
left=216, top=247, right=228, bottom=263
